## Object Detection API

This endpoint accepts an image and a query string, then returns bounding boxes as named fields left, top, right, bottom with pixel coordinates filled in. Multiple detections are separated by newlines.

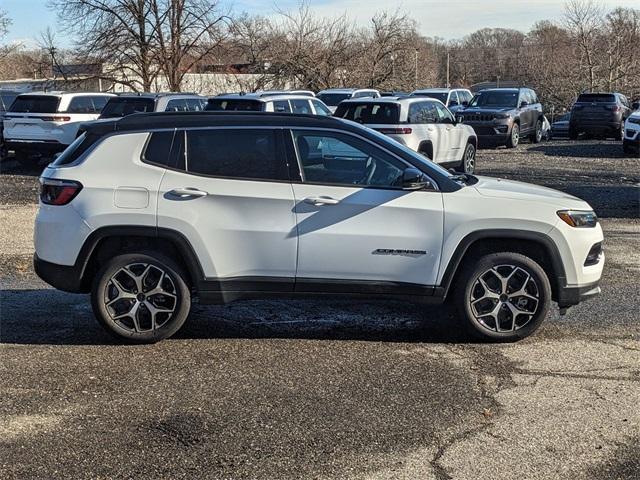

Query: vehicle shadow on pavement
left=529, top=143, right=627, bottom=158
left=0, top=289, right=473, bottom=345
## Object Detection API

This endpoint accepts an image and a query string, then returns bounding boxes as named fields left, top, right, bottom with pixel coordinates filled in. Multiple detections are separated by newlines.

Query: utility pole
left=446, top=51, right=450, bottom=88
left=414, top=48, right=419, bottom=90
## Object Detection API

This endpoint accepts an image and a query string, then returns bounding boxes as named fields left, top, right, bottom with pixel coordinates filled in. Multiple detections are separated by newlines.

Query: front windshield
left=470, top=91, right=518, bottom=108
left=317, top=93, right=352, bottom=106
left=412, top=92, right=448, bottom=103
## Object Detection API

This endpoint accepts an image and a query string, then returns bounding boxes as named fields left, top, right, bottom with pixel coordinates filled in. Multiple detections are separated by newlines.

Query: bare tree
left=149, top=0, right=229, bottom=91
left=50, top=0, right=160, bottom=91
left=0, top=9, right=20, bottom=62
left=564, top=0, right=603, bottom=92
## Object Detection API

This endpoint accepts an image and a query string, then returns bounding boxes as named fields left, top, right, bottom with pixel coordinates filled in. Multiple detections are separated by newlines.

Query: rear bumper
left=571, top=121, right=621, bottom=134
left=34, top=254, right=84, bottom=293
left=557, top=280, right=601, bottom=308
left=6, top=140, right=66, bottom=153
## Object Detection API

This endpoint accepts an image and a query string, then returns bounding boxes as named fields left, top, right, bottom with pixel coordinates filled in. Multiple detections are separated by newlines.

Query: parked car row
left=2, top=86, right=639, bottom=165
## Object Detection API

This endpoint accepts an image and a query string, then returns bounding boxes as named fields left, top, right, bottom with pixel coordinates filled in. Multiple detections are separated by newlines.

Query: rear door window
left=185, top=129, right=288, bottom=181
left=334, top=103, right=400, bottom=124
left=272, top=100, right=291, bottom=113
left=9, top=95, right=60, bottom=113
left=291, top=99, right=312, bottom=114
left=206, top=99, right=263, bottom=111
left=165, top=99, right=189, bottom=112
left=66, top=96, right=100, bottom=114
left=408, top=102, right=438, bottom=123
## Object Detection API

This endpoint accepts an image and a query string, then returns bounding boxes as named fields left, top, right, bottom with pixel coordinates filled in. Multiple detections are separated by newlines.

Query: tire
left=530, top=119, right=543, bottom=143
left=91, top=251, right=191, bottom=343
left=455, top=142, right=476, bottom=174
left=453, top=252, right=551, bottom=342
left=568, top=127, right=579, bottom=140
left=13, top=149, right=31, bottom=165
left=506, top=123, right=520, bottom=148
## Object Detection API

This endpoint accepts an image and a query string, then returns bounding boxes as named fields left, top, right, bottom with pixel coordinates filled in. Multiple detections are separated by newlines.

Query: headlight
left=557, top=210, right=598, bottom=228
left=494, top=113, right=511, bottom=119
left=628, top=117, right=640, bottom=125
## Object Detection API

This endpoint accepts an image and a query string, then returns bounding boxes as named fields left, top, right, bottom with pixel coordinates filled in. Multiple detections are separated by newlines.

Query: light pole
left=414, top=48, right=419, bottom=90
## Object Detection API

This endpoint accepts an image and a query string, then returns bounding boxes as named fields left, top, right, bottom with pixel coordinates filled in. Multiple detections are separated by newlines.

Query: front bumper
left=557, top=280, right=601, bottom=308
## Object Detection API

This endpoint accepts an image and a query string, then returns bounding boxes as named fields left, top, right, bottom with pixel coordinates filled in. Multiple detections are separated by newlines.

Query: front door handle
left=168, top=187, right=208, bottom=198
left=304, top=196, right=340, bottom=206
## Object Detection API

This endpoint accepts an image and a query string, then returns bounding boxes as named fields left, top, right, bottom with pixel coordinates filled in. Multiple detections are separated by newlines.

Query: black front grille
left=464, top=113, right=495, bottom=122
left=584, top=242, right=603, bottom=266
left=473, top=126, right=498, bottom=135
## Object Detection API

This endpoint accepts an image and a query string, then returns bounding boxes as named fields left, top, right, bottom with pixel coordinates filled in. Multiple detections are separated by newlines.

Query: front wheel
left=453, top=252, right=551, bottom=342
left=91, top=252, right=191, bottom=343
left=506, top=123, right=520, bottom=148
left=456, top=143, right=476, bottom=174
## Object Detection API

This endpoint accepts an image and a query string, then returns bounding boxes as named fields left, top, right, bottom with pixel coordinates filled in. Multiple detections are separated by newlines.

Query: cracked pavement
left=1, top=140, right=639, bottom=479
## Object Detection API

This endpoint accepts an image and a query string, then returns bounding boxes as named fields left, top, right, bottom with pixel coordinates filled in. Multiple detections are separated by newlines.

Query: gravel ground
left=0, top=140, right=639, bottom=479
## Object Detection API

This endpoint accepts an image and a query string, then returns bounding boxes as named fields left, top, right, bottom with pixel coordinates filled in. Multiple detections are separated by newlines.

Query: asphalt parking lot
left=1, top=140, right=639, bottom=480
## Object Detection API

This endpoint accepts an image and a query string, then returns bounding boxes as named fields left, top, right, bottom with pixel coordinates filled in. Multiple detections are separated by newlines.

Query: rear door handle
left=304, top=196, right=340, bottom=206
left=168, top=187, right=208, bottom=198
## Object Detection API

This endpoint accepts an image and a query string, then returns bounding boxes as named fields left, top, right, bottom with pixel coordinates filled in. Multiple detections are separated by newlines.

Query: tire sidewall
left=508, top=123, right=520, bottom=148
left=463, top=143, right=475, bottom=173
left=91, top=252, right=191, bottom=343
left=456, top=252, right=551, bottom=342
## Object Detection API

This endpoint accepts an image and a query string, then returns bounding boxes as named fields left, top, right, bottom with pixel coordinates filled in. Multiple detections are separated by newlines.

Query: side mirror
left=455, top=114, right=464, bottom=124
left=402, top=167, right=431, bottom=190
left=461, top=100, right=469, bottom=107
left=520, top=101, right=529, bottom=108
left=440, top=116, right=455, bottom=125
left=449, top=100, right=459, bottom=107
left=632, top=101, right=640, bottom=111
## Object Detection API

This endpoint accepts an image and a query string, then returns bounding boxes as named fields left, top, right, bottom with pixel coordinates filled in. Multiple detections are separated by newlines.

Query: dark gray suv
left=569, top=93, right=632, bottom=140
left=460, top=88, right=544, bottom=148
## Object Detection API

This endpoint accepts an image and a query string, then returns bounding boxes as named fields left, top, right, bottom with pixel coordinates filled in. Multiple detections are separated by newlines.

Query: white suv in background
left=411, top=88, right=474, bottom=113
left=2, top=92, right=115, bottom=161
left=206, top=93, right=333, bottom=115
left=334, top=97, right=477, bottom=173
left=623, top=110, right=640, bottom=156
left=34, top=112, right=603, bottom=344
left=316, top=88, right=381, bottom=113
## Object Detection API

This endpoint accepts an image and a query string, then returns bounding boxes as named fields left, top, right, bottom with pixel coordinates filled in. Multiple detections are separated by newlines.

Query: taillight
left=40, top=178, right=83, bottom=205
left=376, top=127, right=413, bottom=134
left=40, top=116, right=72, bottom=122
left=606, top=105, right=621, bottom=113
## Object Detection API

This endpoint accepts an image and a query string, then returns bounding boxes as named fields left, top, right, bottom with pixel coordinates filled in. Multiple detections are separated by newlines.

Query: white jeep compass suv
left=34, top=112, right=604, bottom=343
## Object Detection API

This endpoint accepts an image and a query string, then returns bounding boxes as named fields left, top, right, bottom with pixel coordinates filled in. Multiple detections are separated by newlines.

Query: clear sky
left=3, top=0, right=639, bottom=48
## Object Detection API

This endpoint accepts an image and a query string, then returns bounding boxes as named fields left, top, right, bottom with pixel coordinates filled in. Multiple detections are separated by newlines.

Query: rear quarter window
left=50, top=132, right=101, bottom=166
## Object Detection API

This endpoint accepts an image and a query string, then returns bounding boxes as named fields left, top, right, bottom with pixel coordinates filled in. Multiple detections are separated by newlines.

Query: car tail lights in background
left=40, top=178, right=83, bottom=205
left=375, top=128, right=413, bottom=134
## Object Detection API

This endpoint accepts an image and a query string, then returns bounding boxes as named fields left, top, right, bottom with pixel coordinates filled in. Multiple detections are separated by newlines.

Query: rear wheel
left=506, top=123, right=520, bottom=148
left=455, top=143, right=476, bottom=174
left=91, top=252, right=191, bottom=343
left=453, top=252, right=551, bottom=342
left=530, top=119, right=543, bottom=143
left=568, top=127, right=579, bottom=140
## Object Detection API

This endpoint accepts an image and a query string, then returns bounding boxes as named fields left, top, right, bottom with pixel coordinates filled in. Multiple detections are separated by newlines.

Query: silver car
left=334, top=96, right=477, bottom=173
